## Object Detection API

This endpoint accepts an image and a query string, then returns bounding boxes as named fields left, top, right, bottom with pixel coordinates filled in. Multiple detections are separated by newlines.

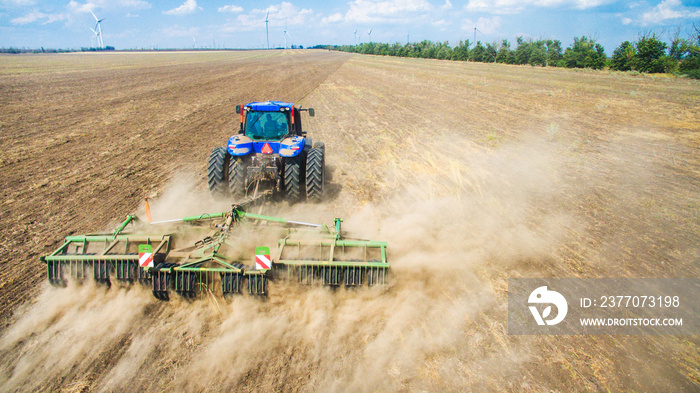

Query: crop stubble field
left=0, top=50, right=698, bottom=391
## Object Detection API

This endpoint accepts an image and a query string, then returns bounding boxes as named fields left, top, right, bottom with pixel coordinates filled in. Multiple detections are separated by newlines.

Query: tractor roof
left=245, top=101, right=293, bottom=111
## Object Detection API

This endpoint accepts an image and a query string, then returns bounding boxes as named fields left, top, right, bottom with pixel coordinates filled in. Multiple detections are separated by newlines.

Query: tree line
left=316, top=30, right=700, bottom=79
left=0, top=46, right=115, bottom=54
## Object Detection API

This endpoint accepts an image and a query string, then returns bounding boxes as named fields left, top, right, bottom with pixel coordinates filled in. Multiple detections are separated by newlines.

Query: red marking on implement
left=261, top=143, right=273, bottom=154
left=256, top=254, right=271, bottom=270
left=139, top=252, right=153, bottom=268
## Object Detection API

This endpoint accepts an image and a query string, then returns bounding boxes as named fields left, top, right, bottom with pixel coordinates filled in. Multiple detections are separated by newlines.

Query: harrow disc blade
left=247, top=274, right=268, bottom=295
left=221, top=272, right=243, bottom=296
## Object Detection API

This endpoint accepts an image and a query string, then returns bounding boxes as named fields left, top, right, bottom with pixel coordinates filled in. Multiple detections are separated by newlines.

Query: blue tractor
left=207, top=101, right=324, bottom=201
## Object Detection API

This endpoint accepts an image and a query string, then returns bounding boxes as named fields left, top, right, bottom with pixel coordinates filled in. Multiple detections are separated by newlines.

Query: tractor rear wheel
left=284, top=153, right=304, bottom=201
left=228, top=157, right=248, bottom=197
left=305, top=142, right=325, bottom=202
left=208, top=147, right=229, bottom=198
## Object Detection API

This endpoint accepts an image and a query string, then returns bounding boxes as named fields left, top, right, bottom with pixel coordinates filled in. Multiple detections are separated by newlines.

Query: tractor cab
left=245, top=110, right=289, bottom=140
left=237, top=101, right=314, bottom=140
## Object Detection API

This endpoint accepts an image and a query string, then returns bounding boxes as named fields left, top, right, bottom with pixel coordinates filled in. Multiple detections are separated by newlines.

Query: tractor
left=208, top=101, right=324, bottom=202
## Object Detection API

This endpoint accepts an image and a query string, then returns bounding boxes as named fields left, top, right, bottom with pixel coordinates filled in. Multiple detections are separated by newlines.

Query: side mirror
left=308, top=108, right=315, bottom=117
left=235, top=105, right=241, bottom=113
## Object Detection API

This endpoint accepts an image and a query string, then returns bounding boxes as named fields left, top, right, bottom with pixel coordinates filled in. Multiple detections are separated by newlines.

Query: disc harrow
left=40, top=200, right=389, bottom=301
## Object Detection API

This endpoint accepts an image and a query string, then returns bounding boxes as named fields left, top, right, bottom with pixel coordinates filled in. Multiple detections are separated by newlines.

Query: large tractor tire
left=208, top=147, right=229, bottom=198
left=228, top=157, right=248, bottom=197
left=284, top=153, right=304, bottom=202
left=305, top=142, right=325, bottom=202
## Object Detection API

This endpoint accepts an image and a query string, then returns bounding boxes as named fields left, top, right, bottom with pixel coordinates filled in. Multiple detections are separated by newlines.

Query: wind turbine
left=90, top=27, right=99, bottom=47
left=367, top=28, right=372, bottom=42
left=283, top=20, right=292, bottom=49
left=90, top=11, right=104, bottom=48
left=265, top=11, right=270, bottom=49
left=192, top=36, right=196, bottom=49
left=407, top=29, right=410, bottom=45
left=354, top=29, right=357, bottom=45
left=473, top=25, right=482, bottom=48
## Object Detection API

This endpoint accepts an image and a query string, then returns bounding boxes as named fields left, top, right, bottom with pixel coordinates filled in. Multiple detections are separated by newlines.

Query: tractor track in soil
left=0, top=50, right=699, bottom=392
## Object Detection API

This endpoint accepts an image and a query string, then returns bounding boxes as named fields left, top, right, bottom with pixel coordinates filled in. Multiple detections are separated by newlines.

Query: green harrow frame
left=40, top=204, right=389, bottom=300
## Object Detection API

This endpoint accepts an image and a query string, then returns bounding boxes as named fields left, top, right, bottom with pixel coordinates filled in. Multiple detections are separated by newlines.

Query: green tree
left=677, top=26, right=700, bottom=78
left=391, top=42, right=405, bottom=57
left=563, top=36, right=606, bottom=69
left=530, top=41, right=547, bottom=66
left=452, top=40, right=470, bottom=61
left=546, top=39, right=563, bottom=66
left=496, top=39, right=511, bottom=63
left=470, top=41, right=486, bottom=62
left=436, top=41, right=452, bottom=60
left=610, top=41, right=636, bottom=71
left=484, top=42, right=498, bottom=63
left=514, top=36, right=532, bottom=65
left=632, top=35, right=668, bottom=73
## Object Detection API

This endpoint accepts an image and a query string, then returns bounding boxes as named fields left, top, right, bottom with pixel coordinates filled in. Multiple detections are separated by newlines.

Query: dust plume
left=0, top=138, right=573, bottom=392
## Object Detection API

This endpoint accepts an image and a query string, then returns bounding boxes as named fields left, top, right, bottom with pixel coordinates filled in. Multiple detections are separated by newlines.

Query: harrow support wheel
left=305, top=142, right=324, bottom=202
left=208, top=147, right=230, bottom=198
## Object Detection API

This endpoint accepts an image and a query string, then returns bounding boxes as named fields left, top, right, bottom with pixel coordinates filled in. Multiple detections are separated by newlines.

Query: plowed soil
left=0, top=50, right=698, bottom=392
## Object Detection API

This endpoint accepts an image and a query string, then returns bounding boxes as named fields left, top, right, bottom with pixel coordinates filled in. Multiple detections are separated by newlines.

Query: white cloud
left=67, top=0, right=151, bottom=13
left=570, top=0, right=610, bottom=9
left=161, top=25, right=199, bottom=37
left=639, top=0, right=700, bottom=25
left=111, top=0, right=150, bottom=8
left=67, top=0, right=96, bottom=13
left=464, top=0, right=522, bottom=15
left=345, top=0, right=432, bottom=23
left=461, top=16, right=502, bottom=35
left=10, top=0, right=150, bottom=26
left=11, top=10, right=68, bottom=24
left=621, top=17, right=632, bottom=25
left=164, top=0, right=201, bottom=16
left=465, top=0, right=613, bottom=14
left=221, top=2, right=313, bottom=32
left=3, top=0, right=36, bottom=6
left=432, top=19, right=450, bottom=28
left=218, top=5, right=243, bottom=13
left=322, top=12, right=343, bottom=23
left=11, top=11, right=44, bottom=24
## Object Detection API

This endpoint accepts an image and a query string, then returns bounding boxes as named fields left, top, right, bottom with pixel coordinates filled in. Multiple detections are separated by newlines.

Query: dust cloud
left=0, top=137, right=575, bottom=392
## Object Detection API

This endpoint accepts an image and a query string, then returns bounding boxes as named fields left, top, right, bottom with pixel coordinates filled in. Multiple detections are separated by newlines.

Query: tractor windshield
left=245, top=111, right=289, bottom=140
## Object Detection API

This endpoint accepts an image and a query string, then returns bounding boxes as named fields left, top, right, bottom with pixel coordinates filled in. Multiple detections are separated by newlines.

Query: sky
left=1, top=0, right=699, bottom=53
